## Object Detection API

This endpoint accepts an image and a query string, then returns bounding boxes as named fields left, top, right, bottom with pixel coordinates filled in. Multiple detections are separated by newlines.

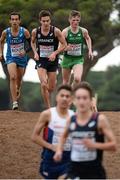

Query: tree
left=0, top=78, right=9, bottom=110
left=87, top=65, right=120, bottom=111
left=0, top=0, right=120, bottom=109
left=98, top=74, right=120, bottom=111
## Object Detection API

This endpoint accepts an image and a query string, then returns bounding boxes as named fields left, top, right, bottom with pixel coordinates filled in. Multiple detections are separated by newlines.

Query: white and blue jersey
left=40, top=107, right=74, bottom=179
left=5, top=27, right=28, bottom=67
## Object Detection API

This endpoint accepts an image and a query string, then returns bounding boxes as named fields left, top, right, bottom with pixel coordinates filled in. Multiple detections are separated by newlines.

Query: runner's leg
left=16, top=67, right=25, bottom=100
left=7, top=63, right=17, bottom=103
left=48, top=71, right=57, bottom=106
left=62, top=68, right=71, bottom=85
left=37, top=68, right=50, bottom=109
left=72, top=64, right=83, bottom=88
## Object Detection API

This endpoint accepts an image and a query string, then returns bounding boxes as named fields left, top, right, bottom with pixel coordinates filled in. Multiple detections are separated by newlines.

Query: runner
left=31, top=85, right=74, bottom=179
left=61, top=10, right=93, bottom=87
left=0, top=12, right=31, bottom=110
left=54, top=82, right=117, bottom=179
left=31, top=10, right=67, bottom=109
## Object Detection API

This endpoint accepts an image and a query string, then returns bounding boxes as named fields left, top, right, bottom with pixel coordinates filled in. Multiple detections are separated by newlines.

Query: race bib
left=11, top=43, right=24, bottom=57
left=40, top=45, right=54, bottom=57
left=67, top=44, right=82, bottom=56
left=71, top=138, right=97, bottom=162
left=52, top=132, right=71, bottom=151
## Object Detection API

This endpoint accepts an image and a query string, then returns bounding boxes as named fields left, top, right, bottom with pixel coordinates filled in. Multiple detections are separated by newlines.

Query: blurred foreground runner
left=54, top=82, right=117, bottom=179
left=32, top=85, right=74, bottom=179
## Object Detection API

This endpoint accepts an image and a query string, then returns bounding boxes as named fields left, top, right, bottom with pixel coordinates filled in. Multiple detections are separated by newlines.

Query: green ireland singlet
left=61, top=27, right=84, bottom=69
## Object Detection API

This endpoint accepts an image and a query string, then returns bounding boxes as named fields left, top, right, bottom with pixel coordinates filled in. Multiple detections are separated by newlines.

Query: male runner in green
left=61, top=10, right=93, bottom=87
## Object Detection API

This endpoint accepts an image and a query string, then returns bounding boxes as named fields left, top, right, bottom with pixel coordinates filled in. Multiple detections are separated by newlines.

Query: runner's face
left=69, top=16, right=80, bottom=28
left=10, top=15, right=21, bottom=28
left=74, top=89, right=92, bottom=112
left=40, top=16, right=51, bottom=29
left=56, top=90, right=72, bottom=109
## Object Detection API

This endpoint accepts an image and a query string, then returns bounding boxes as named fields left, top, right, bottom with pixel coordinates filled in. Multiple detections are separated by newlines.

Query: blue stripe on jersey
left=43, top=127, right=53, bottom=143
left=42, top=127, right=70, bottom=162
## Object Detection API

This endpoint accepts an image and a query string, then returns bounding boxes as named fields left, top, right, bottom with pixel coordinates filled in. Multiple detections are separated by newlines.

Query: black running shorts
left=35, top=58, right=58, bottom=72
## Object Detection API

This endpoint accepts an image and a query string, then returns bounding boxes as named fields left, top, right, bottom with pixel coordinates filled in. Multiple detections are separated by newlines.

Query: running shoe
left=12, top=101, right=18, bottom=110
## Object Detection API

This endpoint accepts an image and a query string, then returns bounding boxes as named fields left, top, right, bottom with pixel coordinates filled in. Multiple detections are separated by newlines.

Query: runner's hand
left=88, top=50, right=94, bottom=60
left=91, top=97, right=98, bottom=112
left=19, top=50, right=26, bottom=57
left=66, top=45, right=73, bottom=51
left=34, top=52, right=39, bottom=61
left=48, top=52, right=56, bottom=61
left=53, top=150, right=63, bottom=162
left=0, top=54, right=3, bottom=61
left=51, top=144, right=57, bottom=152
left=83, top=138, right=96, bottom=150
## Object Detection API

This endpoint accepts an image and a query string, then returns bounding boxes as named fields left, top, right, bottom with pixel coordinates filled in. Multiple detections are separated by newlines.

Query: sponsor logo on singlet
left=51, top=120, right=71, bottom=151
left=67, top=43, right=82, bottom=56
left=40, top=45, right=54, bottom=57
left=10, top=43, right=24, bottom=57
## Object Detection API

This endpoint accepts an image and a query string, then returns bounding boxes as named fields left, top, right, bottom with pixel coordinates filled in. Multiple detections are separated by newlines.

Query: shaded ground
left=0, top=111, right=120, bottom=179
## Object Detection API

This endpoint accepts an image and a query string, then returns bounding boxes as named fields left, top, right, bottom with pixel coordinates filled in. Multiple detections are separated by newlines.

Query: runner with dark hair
left=32, top=84, right=74, bottom=179
left=31, top=10, right=67, bottom=109
left=0, top=12, right=31, bottom=110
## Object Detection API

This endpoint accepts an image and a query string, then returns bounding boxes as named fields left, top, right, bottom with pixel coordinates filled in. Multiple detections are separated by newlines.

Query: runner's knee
left=9, top=74, right=17, bottom=81
left=63, top=79, right=69, bottom=85
left=74, top=75, right=81, bottom=83
left=41, top=80, right=48, bottom=90
left=49, top=84, right=55, bottom=93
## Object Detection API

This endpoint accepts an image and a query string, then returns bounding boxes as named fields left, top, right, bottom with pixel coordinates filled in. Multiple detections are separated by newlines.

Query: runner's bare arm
left=55, top=28, right=67, bottom=54
left=97, top=114, right=117, bottom=150
left=53, top=117, right=70, bottom=162
left=0, top=30, right=6, bottom=60
left=62, top=28, right=72, bottom=51
left=31, top=28, right=39, bottom=60
left=91, top=96, right=98, bottom=112
left=82, top=28, right=93, bottom=59
left=57, top=28, right=68, bottom=53
left=48, top=28, right=67, bottom=61
left=24, top=29, right=30, bottom=39
left=83, top=114, right=117, bottom=151
left=31, top=110, right=55, bottom=151
left=24, top=29, right=31, bottom=53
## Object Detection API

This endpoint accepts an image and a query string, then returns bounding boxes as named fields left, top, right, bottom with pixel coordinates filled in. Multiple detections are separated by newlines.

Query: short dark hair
left=57, top=84, right=72, bottom=94
left=69, top=10, right=81, bottom=18
left=73, top=82, right=93, bottom=98
left=39, top=10, right=51, bottom=20
left=10, top=12, right=21, bottom=20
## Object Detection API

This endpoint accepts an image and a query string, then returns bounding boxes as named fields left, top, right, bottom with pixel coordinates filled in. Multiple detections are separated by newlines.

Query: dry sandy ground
left=0, top=111, right=120, bottom=179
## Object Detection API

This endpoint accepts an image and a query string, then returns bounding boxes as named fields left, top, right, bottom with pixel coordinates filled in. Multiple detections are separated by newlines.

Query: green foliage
left=0, top=65, right=120, bottom=111
left=87, top=65, right=120, bottom=111
left=86, top=71, right=105, bottom=92
left=0, top=78, right=9, bottom=110
left=20, top=81, right=45, bottom=112
left=0, top=78, right=45, bottom=111
left=98, top=74, right=120, bottom=111
left=0, top=0, right=119, bottom=111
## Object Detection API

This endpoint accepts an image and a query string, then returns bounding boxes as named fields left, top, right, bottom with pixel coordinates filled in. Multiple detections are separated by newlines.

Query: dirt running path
left=0, top=111, right=120, bottom=179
